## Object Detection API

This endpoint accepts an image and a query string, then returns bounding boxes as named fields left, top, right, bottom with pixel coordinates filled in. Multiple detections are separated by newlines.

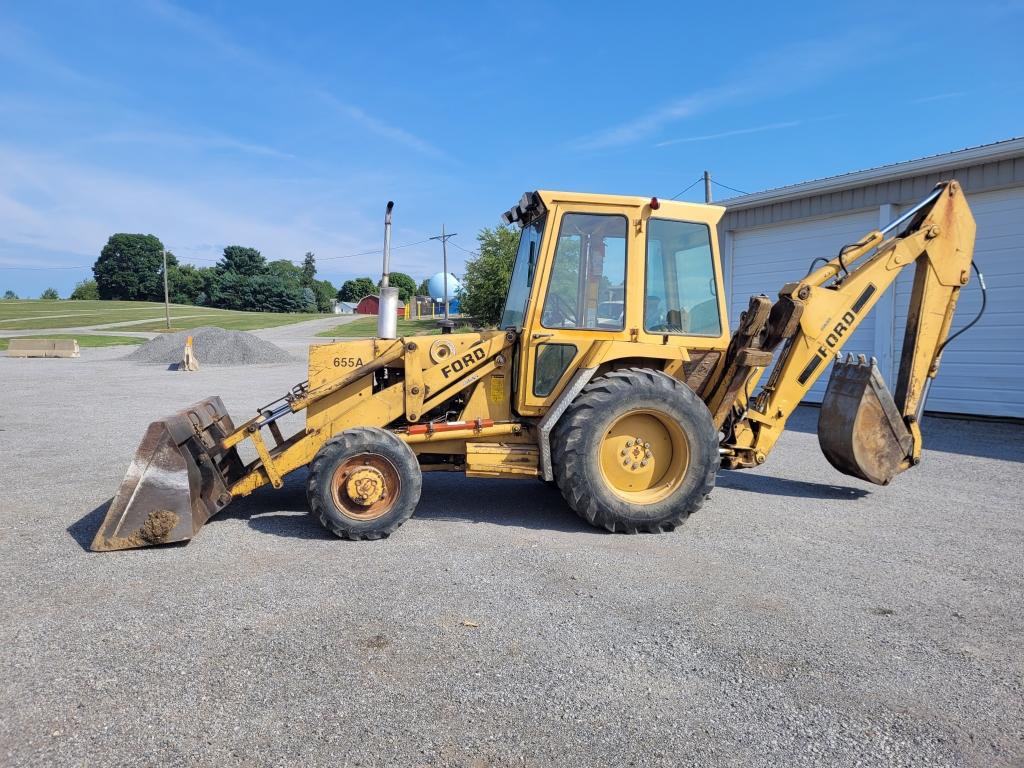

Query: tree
left=40, top=287, right=60, bottom=300
left=218, top=245, right=266, bottom=277
left=69, top=279, right=99, bottom=300
left=167, top=264, right=206, bottom=305
left=249, top=274, right=307, bottom=313
left=416, top=278, right=430, bottom=296
left=94, top=233, right=168, bottom=301
left=460, top=225, right=520, bottom=325
left=210, top=271, right=306, bottom=312
left=380, top=271, right=417, bottom=303
left=302, top=286, right=317, bottom=312
left=2, top=290, right=18, bottom=300
left=301, top=252, right=317, bottom=286
left=338, top=277, right=377, bottom=302
left=312, top=278, right=337, bottom=312
left=268, top=259, right=305, bottom=283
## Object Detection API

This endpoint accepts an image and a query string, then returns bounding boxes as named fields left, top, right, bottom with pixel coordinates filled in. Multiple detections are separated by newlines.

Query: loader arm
left=711, top=181, right=976, bottom=483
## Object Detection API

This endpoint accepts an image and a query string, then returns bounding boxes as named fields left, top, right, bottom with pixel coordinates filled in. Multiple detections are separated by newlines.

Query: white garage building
left=718, top=137, right=1024, bottom=419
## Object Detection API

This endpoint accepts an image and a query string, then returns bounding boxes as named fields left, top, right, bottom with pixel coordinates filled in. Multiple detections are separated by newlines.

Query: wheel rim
left=330, top=453, right=401, bottom=521
left=599, top=409, right=689, bottom=504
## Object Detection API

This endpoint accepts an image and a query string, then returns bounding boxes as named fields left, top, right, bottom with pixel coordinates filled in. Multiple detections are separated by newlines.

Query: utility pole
left=704, top=170, right=713, bottom=204
left=429, top=224, right=457, bottom=325
left=162, top=249, right=171, bottom=330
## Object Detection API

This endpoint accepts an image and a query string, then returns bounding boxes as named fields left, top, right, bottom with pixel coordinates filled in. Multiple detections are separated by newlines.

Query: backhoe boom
left=715, top=181, right=976, bottom=483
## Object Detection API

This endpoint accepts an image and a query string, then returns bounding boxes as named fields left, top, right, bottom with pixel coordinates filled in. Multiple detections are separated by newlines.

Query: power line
left=670, top=177, right=704, bottom=200
left=429, top=225, right=457, bottom=323
left=449, top=241, right=478, bottom=257
left=318, top=237, right=433, bottom=262
left=0, top=264, right=92, bottom=270
left=712, top=180, right=753, bottom=196
left=0, top=237, right=436, bottom=273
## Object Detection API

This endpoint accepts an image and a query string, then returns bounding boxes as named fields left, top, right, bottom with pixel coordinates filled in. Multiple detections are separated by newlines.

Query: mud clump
left=127, top=326, right=293, bottom=366
left=99, top=509, right=180, bottom=550
left=139, top=510, right=180, bottom=543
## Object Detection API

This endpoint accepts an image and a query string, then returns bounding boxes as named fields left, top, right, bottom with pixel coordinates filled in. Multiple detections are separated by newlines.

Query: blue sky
left=2, top=0, right=1022, bottom=297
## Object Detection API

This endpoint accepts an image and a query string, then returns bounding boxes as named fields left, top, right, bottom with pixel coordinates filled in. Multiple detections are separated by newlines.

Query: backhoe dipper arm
left=714, top=181, right=976, bottom=479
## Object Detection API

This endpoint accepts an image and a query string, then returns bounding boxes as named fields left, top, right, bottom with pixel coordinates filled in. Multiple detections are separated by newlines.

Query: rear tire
left=551, top=368, right=717, bottom=533
left=307, top=427, right=422, bottom=540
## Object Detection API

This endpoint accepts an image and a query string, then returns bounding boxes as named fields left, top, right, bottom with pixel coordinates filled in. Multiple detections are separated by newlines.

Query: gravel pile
left=126, top=326, right=293, bottom=366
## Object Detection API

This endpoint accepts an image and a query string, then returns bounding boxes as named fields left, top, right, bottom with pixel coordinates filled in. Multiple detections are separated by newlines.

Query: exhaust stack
left=378, top=201, right=398, bottom=339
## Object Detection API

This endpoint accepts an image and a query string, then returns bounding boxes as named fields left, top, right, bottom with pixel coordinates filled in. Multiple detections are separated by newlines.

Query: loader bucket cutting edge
left=91, top=396, right=244, bottom=551
left=817, top=355, right=915, bottom=486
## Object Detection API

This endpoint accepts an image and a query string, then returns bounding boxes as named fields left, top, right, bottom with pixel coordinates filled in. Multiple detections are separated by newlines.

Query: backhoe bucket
left=91, top=397, right=244, bottom=551
left=817, top=354, right=914, bottom=486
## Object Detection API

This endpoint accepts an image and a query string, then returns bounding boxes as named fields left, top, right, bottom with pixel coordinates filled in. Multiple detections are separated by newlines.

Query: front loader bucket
left=91, top=397, right=245, bottom=551
left=818, top=354, right=914, bottom=486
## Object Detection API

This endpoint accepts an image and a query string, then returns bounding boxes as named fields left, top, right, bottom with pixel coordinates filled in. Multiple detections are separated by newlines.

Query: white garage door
left=893, top=186, right=1024, bottom=417
left=728, top=209, right=879, bottom=403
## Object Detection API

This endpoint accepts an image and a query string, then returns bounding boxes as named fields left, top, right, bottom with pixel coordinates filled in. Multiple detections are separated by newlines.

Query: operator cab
left=500, top=190, right=729, bottom=415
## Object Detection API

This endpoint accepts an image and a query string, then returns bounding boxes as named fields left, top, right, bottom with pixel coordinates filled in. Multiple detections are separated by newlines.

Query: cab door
left=516, top=203, right=637, bottom=414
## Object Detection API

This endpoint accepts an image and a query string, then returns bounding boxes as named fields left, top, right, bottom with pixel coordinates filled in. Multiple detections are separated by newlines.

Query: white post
left=162, top=249, right=171, bottom=330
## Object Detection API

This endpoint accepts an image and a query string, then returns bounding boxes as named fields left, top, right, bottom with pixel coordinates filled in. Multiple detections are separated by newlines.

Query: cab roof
left=535, top=190, right=725, bottom=227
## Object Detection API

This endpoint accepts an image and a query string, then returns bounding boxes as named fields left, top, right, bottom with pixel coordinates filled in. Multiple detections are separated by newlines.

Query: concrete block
left=6, top=338, right=80, bottom=358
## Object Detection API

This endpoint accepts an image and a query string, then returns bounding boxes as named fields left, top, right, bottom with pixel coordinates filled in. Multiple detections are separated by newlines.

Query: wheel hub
left=345, top=467, right=386, bottom=506
left=599, top=410, right=689, bottom=503
left=619, top=435, right=653, bottom=472
left=330, top=453, right=401, bottom=521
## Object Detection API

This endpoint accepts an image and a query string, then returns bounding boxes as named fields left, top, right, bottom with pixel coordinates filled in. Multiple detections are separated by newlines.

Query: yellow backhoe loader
left=92, top=181, right=980, bottom=551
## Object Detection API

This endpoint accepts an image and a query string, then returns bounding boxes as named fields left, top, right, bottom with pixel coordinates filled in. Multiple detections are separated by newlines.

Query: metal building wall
left=719, top=141, right=1024, bottom=418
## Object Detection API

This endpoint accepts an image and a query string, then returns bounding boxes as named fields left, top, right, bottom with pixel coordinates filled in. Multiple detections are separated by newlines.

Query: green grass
left=0, top=334, right=146, bottom=351
left=0, top=299, right=331, bottom=331
left=316, top=317, right=475, bottom=338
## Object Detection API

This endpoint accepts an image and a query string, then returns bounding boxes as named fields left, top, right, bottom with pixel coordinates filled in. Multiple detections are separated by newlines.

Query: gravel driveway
left=1, top=348, right=1021, bottom=767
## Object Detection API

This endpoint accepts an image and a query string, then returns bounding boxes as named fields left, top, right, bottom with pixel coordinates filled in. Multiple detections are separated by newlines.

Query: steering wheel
left=648, top=309, right=689, bottom=333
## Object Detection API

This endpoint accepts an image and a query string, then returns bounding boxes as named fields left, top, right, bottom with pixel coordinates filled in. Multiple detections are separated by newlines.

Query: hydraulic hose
left=937, top=261, right=987, bottom=356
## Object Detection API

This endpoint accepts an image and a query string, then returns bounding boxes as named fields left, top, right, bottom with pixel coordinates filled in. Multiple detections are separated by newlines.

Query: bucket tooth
left=818, top=356, right=914, bottom=485
left=91, top=397, right=243, bottom=551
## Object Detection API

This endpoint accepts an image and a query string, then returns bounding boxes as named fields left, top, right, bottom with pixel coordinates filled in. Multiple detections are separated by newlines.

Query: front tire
left=551, top=368, right=718, bottom=533
left=307, top=427, right=422, bottom=540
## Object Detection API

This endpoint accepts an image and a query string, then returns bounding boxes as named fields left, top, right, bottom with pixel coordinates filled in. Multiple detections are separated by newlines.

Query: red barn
left=355, top=295, right=405, bottom=317
left=355, top=295, right=379, bottom=314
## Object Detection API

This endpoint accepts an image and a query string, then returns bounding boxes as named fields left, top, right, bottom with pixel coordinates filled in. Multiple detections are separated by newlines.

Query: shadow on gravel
left=920, top=414, right=1024, bottom=463
left=414, top=473, right=602, bottom=534
left=790, top=404, right=1023, bottom=463
left=67, top=463, right=617, bottom=548
left=214, top=471, right=334, bottom=540
left=716, top=471, right=869, bottom=500
left=68, top=499, right=111, bottom=551
left=216, top=467, right=598, bottom=535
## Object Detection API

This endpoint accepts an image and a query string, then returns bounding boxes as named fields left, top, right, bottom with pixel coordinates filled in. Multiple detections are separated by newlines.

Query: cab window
left=645, top=219, right=721, bottom=336
left=541, top=213, right=626, bottom=330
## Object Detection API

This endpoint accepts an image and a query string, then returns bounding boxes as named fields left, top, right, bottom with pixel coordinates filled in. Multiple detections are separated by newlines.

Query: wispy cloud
left=144, top=0, right=444, bottom=158
left=656, top=120, right=801, bottom=147
left=571, top=88, right=739, bottom=151
left=312, top=90, right=445, bottom=159
left=89, top=130, right=296, bottom=159
left=569, top=32, right=875, bottom=151
left=911, top=92, right=966, bottom=104
left=0, top=145, right=437, bottom=279
left=0, top=20, right=105, bottom=89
